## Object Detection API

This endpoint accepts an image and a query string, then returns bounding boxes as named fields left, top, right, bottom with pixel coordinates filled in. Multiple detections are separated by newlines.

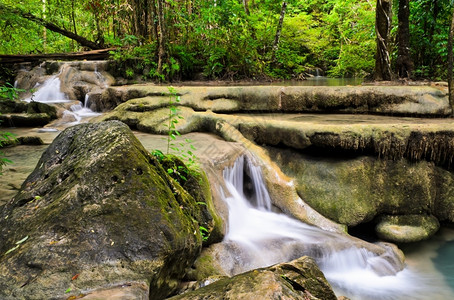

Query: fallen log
left=0, top=48, right=116, bottom=64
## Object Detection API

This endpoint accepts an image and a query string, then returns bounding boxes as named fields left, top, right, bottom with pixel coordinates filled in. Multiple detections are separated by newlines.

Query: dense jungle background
left=1, top=0, right=453, bottom=82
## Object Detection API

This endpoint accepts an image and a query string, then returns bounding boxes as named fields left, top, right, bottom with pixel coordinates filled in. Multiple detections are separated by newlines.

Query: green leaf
left=65, top=288, right=72, bottom=294
left=16, top=235, right=29, bottom=244
left=5, top=245, right=19, bottom=255
left=167, top=168, right=174, bottom=174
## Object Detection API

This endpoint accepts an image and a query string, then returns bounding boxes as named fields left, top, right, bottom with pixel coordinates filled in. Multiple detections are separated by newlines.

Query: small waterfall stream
left=221, top=155, right=453, bottom=299
left=24, top=75, right=69, bottom=103
left=65, top=94, right=101, bottom=125
left=21, top=67, right=101, bottom=126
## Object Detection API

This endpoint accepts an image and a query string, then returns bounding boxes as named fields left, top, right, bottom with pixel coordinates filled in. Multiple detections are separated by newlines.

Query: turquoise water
left=432, top=227, right=454, bottom=293
left=399, top=227, right=454, bottom=299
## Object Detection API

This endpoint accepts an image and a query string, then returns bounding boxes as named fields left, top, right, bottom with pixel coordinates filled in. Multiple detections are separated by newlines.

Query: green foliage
left=0, top=131, right=15, bottom=175
left=0, top=83, right=25, bottom=101
left=0, top=92, right=16, bottom=174
left=408, top=0, right=452, bottom=79
left=4, top=235, right=28, bottom=255
left=150, top=86, right=198, bottom=184
left=2, top=0, right=453, bottom=80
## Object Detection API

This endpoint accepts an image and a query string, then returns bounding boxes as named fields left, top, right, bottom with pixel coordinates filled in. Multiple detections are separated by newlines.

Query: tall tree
left=396, top=0, right=413, bottom=78
left=374, top=0, right=392, bottom=81
left=156, top=0, right=167, bottom=75
left=448, top=6, right=454, bottom=115
left=271, top=1, right=287, bottom=63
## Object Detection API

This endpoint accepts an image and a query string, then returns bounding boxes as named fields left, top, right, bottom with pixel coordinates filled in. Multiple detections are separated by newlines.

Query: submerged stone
left=376, top=214, right=440, bottom=243
left=0, top=121, right=216, bottom=300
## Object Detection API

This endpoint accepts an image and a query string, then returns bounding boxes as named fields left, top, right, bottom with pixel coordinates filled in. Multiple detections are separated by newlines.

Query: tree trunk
left=42, top=0, right=47, bottom=51
left=156, top=0, right=167, bottom=76
left=0, top=3, right=103, bottom=50
left=396, top=0, right=413, bottom=78
left=271, top=1, right=287, bottom=63
left=151, top=0, right=158, bottom=41
left=243, top=0, right=250, bottom=16
left=374, top=0, right=392, bottom=81
left=448, top=8, right=454, bottom=115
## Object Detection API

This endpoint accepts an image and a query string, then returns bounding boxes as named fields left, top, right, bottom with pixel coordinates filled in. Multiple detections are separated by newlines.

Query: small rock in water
left=38, top=128, right=59, bottom=132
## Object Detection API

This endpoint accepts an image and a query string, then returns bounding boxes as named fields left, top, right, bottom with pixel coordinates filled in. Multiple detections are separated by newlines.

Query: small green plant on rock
left=165, top=86, right=197, bottom=168
left=199, top=225, right=210, bottom=242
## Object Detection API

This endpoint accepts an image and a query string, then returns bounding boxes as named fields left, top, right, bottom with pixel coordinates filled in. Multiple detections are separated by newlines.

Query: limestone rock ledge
left=95, top=85, right=449, bottom=116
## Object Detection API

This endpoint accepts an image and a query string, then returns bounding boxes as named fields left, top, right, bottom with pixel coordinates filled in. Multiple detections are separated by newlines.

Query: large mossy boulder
left=168, top=256, right=338, bottom=300
left=0, top=121, right=215, bottom=300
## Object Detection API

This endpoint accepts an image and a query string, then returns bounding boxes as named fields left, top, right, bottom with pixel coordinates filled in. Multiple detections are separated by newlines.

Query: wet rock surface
left=267, top=146, right=454, bottom=239
left=167, top=256, right=338, bottom=300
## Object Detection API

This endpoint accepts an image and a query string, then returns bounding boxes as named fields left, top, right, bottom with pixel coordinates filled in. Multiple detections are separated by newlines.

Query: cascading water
left=66, top=94, right=100, bottom=125
left=22, top=65, right=102, bottom=126
left=221, top=155, right=454, bottom=300
left=24, top=76, right=69, bottom=103
left=94, top=66, right=106, bottom=88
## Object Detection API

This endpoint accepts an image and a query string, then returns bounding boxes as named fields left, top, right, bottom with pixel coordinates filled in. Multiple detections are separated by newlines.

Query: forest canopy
left=0, top=0, right=453, bottom=81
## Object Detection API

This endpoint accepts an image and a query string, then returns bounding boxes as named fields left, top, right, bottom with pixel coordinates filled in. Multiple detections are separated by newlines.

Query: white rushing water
left=64, top=94, right=101, bottom=126
left=22, top=69, right=101, bottom=126
left=221, top=156, right=454, bottom=300
left=24, top=76, right=70, bottom=103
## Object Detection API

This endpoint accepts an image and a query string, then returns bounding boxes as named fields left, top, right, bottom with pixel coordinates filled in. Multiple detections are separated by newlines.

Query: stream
left=2, top=64, right=454, bottom=299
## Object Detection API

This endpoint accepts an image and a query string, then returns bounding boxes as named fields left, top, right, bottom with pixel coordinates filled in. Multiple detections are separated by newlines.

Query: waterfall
left=65, top=94, right=100, bottom=126
left=24, top=76, right=69, bottom=103
left=94, top=66, right=107, bottom=88
left=221, top=155, right=452, bottom=300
